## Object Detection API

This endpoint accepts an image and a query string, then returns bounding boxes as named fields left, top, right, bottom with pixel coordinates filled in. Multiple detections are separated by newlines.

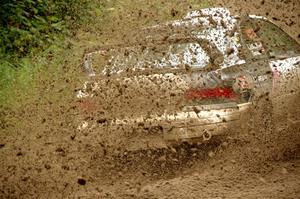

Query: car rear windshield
left=91, top=40, right=212, bottom=75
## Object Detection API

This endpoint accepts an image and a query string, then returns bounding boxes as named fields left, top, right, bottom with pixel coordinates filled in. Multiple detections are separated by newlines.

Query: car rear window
left=90, top=40, right=211, bottom=75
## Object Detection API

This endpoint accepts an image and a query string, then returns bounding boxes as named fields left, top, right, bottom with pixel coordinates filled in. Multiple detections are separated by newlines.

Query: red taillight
left=185, top=87, right=237, bottom=100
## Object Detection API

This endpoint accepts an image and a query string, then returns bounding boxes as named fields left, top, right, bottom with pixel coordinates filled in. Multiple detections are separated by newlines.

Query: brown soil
left=1, top=1, right=300, bottom=198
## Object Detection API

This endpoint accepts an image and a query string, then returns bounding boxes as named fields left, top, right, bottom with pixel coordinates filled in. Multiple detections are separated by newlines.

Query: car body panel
left=77, top=8, right=300, bottom=149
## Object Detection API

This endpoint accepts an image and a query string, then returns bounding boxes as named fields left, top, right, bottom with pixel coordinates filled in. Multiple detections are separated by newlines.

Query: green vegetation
left=0, top=0, right=105, bottom=107
left=0, top=0, right=89, bottom=57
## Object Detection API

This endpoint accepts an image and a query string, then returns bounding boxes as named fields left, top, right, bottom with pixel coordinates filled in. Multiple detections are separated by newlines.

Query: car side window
left=240, top=18, right=268, bottom=60
left=241, top=18, right=300, bottom=59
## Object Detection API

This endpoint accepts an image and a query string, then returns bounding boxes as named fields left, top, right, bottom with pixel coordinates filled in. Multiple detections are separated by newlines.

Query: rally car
left=76, top=8, right=300, bottom=150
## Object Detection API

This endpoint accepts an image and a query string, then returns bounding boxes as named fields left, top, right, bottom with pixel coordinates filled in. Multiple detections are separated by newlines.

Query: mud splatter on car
left=77, top=8, right=300, bottom=150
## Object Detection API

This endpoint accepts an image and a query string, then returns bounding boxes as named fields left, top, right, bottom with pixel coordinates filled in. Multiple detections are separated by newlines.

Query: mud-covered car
left=77, top=8, right=300, bottom=150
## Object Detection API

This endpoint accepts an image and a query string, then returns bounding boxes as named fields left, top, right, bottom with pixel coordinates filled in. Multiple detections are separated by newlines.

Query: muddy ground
left=1, top=0, right=300, bottom=198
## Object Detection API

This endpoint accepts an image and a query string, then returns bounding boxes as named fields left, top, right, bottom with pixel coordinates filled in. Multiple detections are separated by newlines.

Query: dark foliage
left=0, top=0, right=88, bottom=57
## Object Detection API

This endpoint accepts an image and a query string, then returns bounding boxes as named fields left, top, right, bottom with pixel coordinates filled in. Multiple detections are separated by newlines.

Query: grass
left=0, top=57, right=35, bottom=108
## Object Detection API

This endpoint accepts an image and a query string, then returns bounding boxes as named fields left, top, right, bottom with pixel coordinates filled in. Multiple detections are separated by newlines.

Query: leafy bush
left=0, top=0, right=89, bottom=58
